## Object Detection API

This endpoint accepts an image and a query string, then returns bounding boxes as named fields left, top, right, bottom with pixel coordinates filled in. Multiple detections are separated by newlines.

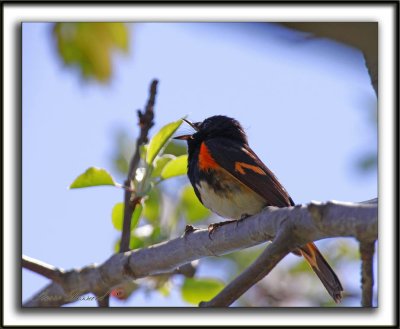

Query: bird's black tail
left=299, top=242, right=343, bottom=303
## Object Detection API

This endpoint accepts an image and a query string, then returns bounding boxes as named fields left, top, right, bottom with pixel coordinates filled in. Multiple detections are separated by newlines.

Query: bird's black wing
left=205, top=138, right=294, bottom=207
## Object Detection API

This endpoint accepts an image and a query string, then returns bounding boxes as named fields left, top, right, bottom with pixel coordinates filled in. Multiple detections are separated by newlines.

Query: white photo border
left=3, top=2, right=398, bottom=327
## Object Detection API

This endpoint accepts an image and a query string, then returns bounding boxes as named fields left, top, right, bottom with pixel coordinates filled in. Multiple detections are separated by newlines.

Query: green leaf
left=180, top=185, right=211, bottom=222
left=163, top=140, right=188, bottom=157
left=158, top=282, right=171, bottom=297
left=181, top=278, right=224, bottom=305
left=129, top=234, right=145, bottom=250
left=111, top=203, right=125, bottom=231
left=69, top=167, right=116, bottom=188
left=150, top=225, right=162, bottom=242
left=107, top=22, right=129, bottom=52
left=142, top=189, right=160, bottom=223
left=53, top=23, right=129, bottom=83
left=146, top=119, right=184, bottom=165
left=160, top=155, right=188, bottom=179
left=151, top=154, right=175, bottom=178
left=131, top=204, right=143, bottom=231
left=111, top=202, right=142, bottom=231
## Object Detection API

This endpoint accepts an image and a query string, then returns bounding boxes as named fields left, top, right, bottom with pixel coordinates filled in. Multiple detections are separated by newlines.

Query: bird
left=174, top=115, right=343, bottom=303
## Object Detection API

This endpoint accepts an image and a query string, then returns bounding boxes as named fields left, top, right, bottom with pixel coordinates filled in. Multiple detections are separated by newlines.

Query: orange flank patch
left=234, top=162, right=266, bottom=175
left=198, top=143, right=219, bottom=170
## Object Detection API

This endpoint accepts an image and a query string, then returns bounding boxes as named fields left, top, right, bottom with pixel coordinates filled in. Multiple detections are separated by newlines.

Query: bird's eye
left=198, top=121, right=208, bottom=130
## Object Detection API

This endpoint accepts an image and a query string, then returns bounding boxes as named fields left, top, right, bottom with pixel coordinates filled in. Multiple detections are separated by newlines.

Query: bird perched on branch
left=174, top=115, right=343, bottom=303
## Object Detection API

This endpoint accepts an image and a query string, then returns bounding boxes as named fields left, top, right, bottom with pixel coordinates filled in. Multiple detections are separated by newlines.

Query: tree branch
left=22, top=255, right=65, bottom=285
left=120, top=79, right=158, bottom=252
left=23, top=199, right=377, bottom=307
left=200, top=199, right=379, bottom=307
left=359, top=240, right=376, bottom=307
left=200, top=229, right=292, bottom=307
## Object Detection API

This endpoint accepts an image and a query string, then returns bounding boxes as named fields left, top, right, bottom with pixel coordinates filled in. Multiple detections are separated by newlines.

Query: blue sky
left=22, top=22, right=377, bottom=306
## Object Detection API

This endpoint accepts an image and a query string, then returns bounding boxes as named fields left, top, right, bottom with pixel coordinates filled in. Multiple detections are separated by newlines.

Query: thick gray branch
left=23, top=199, right=377, bottom=307
left=200, top=199, right=378, bottom=307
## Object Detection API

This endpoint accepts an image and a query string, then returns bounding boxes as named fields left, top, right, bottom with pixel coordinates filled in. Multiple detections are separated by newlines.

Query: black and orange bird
left=174, top=115, right=343, bottom=303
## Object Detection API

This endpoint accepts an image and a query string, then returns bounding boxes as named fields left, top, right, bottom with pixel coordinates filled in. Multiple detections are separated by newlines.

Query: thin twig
left=22, top=255, right=64, bottom=285
left=359, top=240, right=376, bottom=307
left=120, top=79, right=158, bottom=252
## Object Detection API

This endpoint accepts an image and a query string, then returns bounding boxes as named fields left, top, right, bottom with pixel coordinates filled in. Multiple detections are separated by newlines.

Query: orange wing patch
left=235, top=162, right=266, bottom=175
left=199, top=143, right=219, bottom=170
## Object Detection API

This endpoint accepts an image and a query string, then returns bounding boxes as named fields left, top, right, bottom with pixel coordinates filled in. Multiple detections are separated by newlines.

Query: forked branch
left=23, top=199, right=377, bottom=307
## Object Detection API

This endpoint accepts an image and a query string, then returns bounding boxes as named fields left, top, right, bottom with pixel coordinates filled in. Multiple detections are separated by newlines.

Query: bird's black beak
left=182, top=118, right=200, bottom=131
left=173, top=118, right=199, bottom=140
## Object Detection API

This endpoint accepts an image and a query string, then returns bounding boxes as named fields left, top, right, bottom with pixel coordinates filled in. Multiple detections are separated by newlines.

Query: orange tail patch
left=299, top=242, right=343, bottom=303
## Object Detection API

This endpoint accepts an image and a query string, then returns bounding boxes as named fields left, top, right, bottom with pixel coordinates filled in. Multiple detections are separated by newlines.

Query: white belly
left=196, top=179, right=266, bottom=220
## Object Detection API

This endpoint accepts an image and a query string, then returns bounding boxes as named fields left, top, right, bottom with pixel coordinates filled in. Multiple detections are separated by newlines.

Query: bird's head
left=174, top=115, right=248, bottom=149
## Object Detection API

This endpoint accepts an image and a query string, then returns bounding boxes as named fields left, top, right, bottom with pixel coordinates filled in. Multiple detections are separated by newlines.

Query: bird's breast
left=195, top=168, right=267, bottom=220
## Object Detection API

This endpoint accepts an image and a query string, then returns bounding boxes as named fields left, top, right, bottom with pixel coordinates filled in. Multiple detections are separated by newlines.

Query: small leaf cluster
left=69, top=118, right=191, bottom=233
left=69, top=118, right=218, bottom=304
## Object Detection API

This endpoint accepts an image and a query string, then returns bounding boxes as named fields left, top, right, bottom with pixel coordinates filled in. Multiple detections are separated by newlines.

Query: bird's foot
left=183, top=224, right=198, bottom=238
